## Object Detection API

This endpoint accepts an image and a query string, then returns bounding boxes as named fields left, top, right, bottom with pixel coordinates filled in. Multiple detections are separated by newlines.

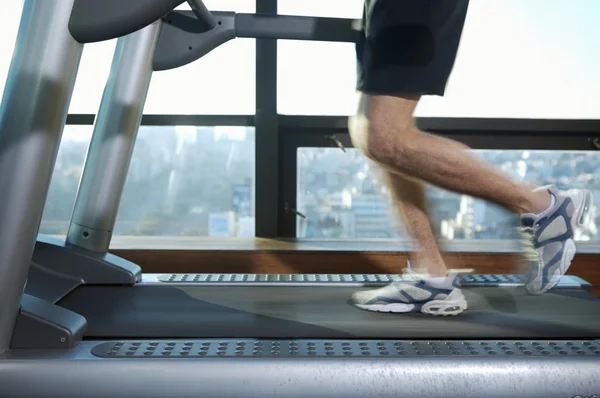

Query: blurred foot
left=520, top=186, right=592, bottom=295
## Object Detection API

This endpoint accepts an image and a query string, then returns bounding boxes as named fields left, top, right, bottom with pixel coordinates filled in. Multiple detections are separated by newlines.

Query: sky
left=0, top=0, right=598, bottom=124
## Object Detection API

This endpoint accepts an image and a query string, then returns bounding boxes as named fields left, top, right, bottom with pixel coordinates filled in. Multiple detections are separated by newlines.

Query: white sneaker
left=520, top=186, right=592, bottom=295
left=351, top=267, right=467, bottom=316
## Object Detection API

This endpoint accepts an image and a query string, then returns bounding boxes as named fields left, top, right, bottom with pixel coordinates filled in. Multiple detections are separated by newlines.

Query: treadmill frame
left=0, top=0, right=84, bottom=353
left=1, top=339, right=600, bottom=398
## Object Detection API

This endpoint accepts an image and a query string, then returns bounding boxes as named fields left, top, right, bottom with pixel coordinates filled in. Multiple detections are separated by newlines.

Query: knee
left=349, top=117, right=412, bottom=166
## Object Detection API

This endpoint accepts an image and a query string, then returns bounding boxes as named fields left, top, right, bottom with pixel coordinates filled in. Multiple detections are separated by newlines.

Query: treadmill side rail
left=10, top=294, right=87, bottom=349
left=1, top=342, right=599, bottom=398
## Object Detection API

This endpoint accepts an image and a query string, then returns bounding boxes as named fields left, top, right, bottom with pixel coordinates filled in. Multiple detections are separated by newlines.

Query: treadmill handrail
left=236, top=13, right=359, bottom=43
left=69, top=0, right=358, bottom=44
left=68, top=0, right=185, bottom=43
left=152, top=11, right=358, bottom=71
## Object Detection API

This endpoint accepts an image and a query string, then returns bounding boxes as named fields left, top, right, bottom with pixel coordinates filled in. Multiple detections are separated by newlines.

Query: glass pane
left=115, top=126, right=255, bottom=237
left=40, top=125, right=93, bottom=234
left=278, top=41, right=358, bottom=116
left=278, top=0, right=363, bottom=18
left=69, top=40, right=117, bottom=114
left=146, top=0, right=256, bottom=114
left=277, top=0, right=362, bottom=116
left=178, top=0, right=255, bottom=12
left=58, top=0, right=255, bottom=115
left=1, top=4, right=118, bottom=114
left=278, top=0, right=600, bottom=119
left=40, top=125, right=256, bottom=238
left=297, top=148, right=599, bottom=244
left=144, top=38, right=255, bottom=115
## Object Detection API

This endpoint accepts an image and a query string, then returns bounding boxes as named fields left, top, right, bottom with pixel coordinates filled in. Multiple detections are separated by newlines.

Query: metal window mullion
left=254, top=0, right=280, bottom=237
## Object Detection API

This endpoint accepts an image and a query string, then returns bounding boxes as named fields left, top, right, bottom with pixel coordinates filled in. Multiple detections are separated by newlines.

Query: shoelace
left=518, top=225, right=544, bottom=277
left=389, top=273, right=421, bottom=289
left=519, top=226, right=537, bottom=254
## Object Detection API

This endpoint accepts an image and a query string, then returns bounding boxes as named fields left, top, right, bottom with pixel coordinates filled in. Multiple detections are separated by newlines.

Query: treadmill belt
left=58, top=285, right=600, bottom=339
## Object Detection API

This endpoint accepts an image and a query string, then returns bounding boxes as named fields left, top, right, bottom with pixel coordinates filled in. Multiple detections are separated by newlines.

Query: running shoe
left=351, top=266, right=467, bottom=316
left=520, top=185, right=592, bottom=295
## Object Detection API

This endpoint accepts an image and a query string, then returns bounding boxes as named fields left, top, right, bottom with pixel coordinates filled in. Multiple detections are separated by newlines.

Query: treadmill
left=0, top=1, right=599, bottom=397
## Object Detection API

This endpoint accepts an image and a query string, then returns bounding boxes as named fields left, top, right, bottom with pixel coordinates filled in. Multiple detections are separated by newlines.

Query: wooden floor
left=109, top=238, right=600, bottom=298
left=108, top=236, right=600, bottom=253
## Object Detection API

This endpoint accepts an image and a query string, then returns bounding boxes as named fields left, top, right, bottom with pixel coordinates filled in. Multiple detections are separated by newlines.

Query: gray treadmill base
left=2, top=340, right=600, bottom=398
left=154, top=273, right=591, bottom=290
left=91, top=339, right=600, bottom=358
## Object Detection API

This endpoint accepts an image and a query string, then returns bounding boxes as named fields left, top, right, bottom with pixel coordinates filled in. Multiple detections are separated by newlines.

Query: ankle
left=407, top=257, right=448, bottom=277
left=514, top=188, right=552, bottom=215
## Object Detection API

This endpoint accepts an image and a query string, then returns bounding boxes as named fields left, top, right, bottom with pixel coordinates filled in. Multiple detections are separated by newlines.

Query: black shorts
left=356, top=0, right=470, bottom=96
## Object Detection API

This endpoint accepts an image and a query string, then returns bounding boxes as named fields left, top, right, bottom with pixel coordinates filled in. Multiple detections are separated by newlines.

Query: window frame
left=65, top=114, right=253, bottom=126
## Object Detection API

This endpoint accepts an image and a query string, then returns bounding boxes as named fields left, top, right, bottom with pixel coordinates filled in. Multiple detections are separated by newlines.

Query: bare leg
left=349, top=93, right=552, bottom=278
left=381, top=170, right=447, bottom=276
left=350, top=94, right=552, bottom=215
left=350, top=95, right=448, bottom=276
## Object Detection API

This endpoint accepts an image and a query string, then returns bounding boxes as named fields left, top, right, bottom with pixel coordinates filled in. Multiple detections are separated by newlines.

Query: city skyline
left=39, top=126, right=600, bottom=243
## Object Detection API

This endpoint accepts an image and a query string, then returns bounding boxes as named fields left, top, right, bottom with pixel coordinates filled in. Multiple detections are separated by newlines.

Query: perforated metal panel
left=92, top=339, right=600, bottom=358
left=461, top=274, right=524, bottom=284
left=157, top=273, right=400, bottom=284
left=153, top=273, right=587, bottom=289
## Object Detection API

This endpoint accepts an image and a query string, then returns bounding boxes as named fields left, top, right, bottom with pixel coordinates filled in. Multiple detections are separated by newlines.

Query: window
left=116, top=126, right=256, bottom=237
left=145, top=0, right=256, bottom=115
left=278, top=0, right=600, bottom=119
left=144, top=39, right=255, bottom=115
left=296, top=148, right=599, bottom=242
left=74, top=0, right=256, bottom=115
left=40, top=125, right=93, bottom=235
left=277, top=0, right=362, bottom=116
left=277, top=40, right=358, bottom=116
left=1, top=4, right=118, bottom=114
left=0, top=4, right=120, bottom=115
left=278, top=0, right=362, bottom=19
left=40, top=125, right=256, bottom=238
left=179, top=0, right=255, bottom=13
left=3, top=1, right=256, bottom=115
left=70, top=40, right=117, bottom=114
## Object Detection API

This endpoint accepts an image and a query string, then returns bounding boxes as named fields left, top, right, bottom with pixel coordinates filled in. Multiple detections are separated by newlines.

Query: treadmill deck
left=58, top=283, right=600, bottom=339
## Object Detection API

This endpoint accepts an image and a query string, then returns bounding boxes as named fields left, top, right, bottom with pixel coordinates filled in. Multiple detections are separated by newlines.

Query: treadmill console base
left=26, top=234, right=142, bottom=303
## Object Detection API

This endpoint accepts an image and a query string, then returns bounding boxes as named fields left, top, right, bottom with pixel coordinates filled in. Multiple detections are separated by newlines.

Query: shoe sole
left=526, top=189, right=592, bottom=295
left=354, top=289, right=468, bottom=316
